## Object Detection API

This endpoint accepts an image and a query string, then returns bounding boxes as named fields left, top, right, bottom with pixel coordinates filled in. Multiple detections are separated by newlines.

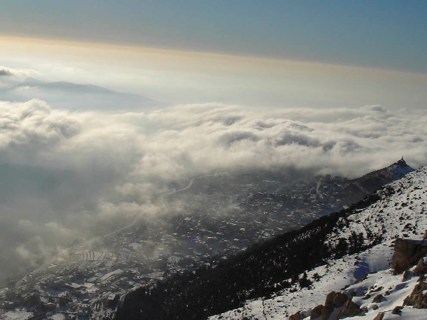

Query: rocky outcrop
left=308, top=291, right=363, bottom=320
left=372, top=294, right=385, bottom=303
left=325, top=291, right=348, bottom=308
left=404, top=276, right=427, bottom=308
left=289, top=310, right=306, bottom=320
left=302, top=237, right=427, bottom=320
left=335, top=300, right=362, bottom=319
left=373, top=312, right=384, bottom=320
left=310, top=304, right=324, bottom=319
left=391, top=238, right=427, bottom=274
left=414, top=257, right=427, bottom=276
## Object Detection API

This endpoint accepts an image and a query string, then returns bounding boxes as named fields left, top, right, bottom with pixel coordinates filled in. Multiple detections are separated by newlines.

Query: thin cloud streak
left=1, top=36, right=427, bottom=109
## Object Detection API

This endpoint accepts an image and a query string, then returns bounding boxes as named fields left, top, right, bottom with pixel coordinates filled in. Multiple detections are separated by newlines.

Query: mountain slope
left=210, top=166, right=427, bottom=320
left=115, top=166, right=426, bottom=320
left=0, top=161, right=417, bottom=320
left=341, top=157, right=414, bottom=204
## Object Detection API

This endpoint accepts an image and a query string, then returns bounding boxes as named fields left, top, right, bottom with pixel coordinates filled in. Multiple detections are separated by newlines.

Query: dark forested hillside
left=115, top=194, right=381, bottom=320
left=115, top=162, right=414, bottom=320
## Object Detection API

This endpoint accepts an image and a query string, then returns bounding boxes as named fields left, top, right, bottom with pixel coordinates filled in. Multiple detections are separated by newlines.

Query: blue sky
left=1, top=0, right=426, bottom=73
left=1, top=1, right=427, bottom=109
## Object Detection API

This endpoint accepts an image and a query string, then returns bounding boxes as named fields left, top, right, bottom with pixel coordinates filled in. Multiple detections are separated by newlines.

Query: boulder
left=373, top=312, right=384, bottom=320
left=309, top=291, right=362, bottom=320
left=338, top=300, right=363, bottom=318
left=391, top=306, right=403, bottom=315
left=289, top=311, right=305, bottom=320
left=310, top=304, right=325, bottom=319
left=325, top=291, right=348, bottom=308
left=372, top=294, right=385, bottom=303
left=414, top=257, right=427, bottom=276
left=404, top=277, right=427, bottom=308
left=391, top=239, right=427, bottom=274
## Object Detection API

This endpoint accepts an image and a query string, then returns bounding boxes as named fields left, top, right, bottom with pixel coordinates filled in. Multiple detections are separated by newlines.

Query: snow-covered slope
left=210, top=167, right=427, bottom=320
left=0, top=163, right=421, bottom=320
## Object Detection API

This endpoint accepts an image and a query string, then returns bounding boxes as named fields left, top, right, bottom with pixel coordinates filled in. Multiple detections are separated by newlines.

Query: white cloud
left=0, top=66, right=38, bottom=78
left=0, top=99, right=426, bottom=283
left=127, top=103, right=427, bottom=177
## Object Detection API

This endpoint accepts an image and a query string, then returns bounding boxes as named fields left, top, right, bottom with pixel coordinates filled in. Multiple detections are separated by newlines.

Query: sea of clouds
left=0, top=65, right=426, bottom=284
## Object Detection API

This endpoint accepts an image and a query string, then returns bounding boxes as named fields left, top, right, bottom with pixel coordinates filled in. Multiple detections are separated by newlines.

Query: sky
left=0, top=1, right=427, bottom=108
left=0, top=1, right=426, bottom=284
left=1, top=1, right=427, bottom=73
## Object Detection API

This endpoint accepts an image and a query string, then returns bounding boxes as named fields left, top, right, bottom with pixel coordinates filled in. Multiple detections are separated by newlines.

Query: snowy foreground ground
left=210, top=167, right=427, bottom=320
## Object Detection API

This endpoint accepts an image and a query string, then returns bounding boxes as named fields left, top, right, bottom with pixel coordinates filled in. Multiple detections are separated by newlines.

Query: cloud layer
left=0, top=66, right=156, bottom=111
left=0, top=98, right=426, bottom=283
left=133, top=103, right=427, bottom=177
